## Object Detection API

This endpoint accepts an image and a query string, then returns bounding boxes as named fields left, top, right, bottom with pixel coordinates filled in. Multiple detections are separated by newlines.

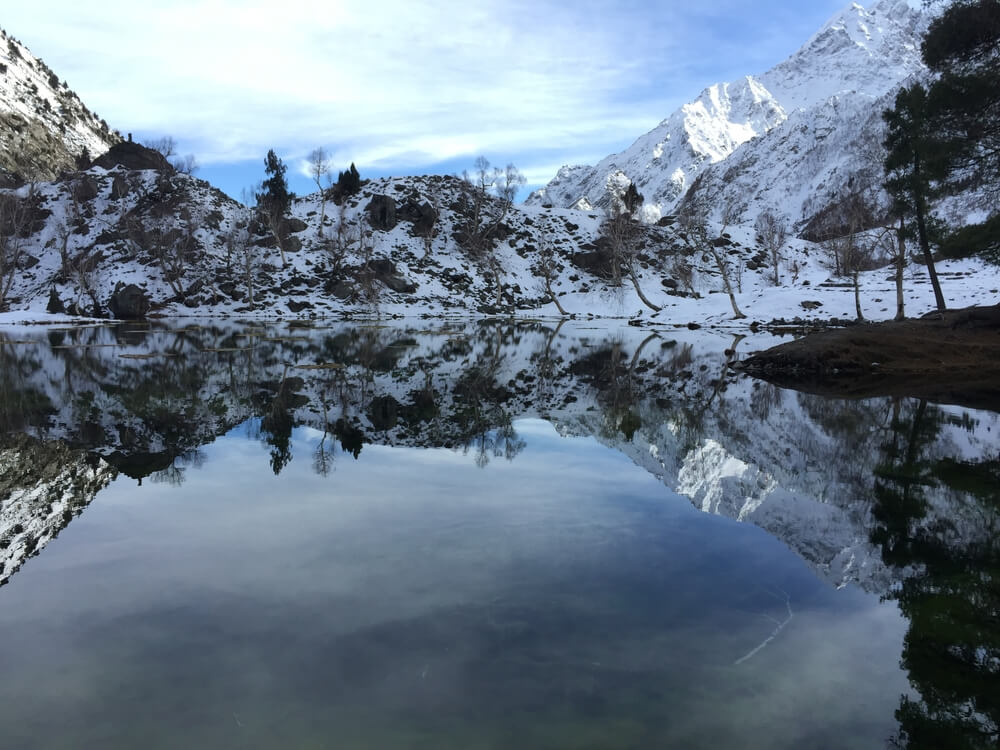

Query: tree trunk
left=545, top=276, right=569, bottom=316
left=895, top=217, right=906, bottom=321
left=853, top=270, right=864, bottom=322
left=709, top=247, right=745, bottom=318
left=629, top=266, right=661, bottom=312
left=911, top=154, right=945, bottom=312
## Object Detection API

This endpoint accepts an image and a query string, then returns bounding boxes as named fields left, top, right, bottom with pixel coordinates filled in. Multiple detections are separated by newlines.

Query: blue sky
left=6, top=0, right=849, bottom=199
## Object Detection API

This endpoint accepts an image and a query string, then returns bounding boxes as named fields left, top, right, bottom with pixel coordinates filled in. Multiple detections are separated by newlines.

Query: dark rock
left=397, top=200, right=437, bottom=237
left=46, top=288, right=65, bottom=314
left=108, top=282, right=150, bottom=320
left=287, top=300, right=313, bottom=313
left=328, top=280, right=354, bottom=300
left=382, top=274, right=417, bottom=294
left=369, top=258, right=396, bottom=276
left=366, top=195, right=397, bottom=231
left=284, top=217, right=308, bottom=234
left=369, top=395, right=401, bottom=431
left=110, top=174, right=130, bottom=200
left=661, top=278, right=679, bottom=289
left=72, top=176, right=100, bottom=202
left=90, top=142, right=173, bottom=172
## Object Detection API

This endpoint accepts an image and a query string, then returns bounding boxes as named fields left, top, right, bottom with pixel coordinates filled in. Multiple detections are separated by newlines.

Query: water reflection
left=0, top=320, right=998, bottom=748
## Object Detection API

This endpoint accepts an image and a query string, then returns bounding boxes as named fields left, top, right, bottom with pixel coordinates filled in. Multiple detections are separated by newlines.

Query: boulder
left=366, top=195, right=397, bottom=231
left=72, top=176, right=100, bottom=203
left=284, top=217, right=308, bottom=234
left=397, top=200, right=437, bottom=237
left=108, top=282, right=150, bottom=320
left=382, top=274, right=417, bottom=294
left=110, top=174, right=130, bottom=200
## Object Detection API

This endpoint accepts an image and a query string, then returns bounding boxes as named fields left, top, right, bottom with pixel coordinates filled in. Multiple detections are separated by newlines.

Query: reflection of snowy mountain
left=0, top=435, right=115, bottom=586
left=1, top=320, right=997, bottom=592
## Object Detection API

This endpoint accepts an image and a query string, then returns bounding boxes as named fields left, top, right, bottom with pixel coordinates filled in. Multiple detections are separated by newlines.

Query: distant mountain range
left=527, top=0, right=934, bottom=230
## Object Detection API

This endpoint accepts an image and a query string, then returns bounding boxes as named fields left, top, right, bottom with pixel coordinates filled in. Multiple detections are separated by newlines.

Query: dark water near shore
left=0, top=320, right=997, bottom=749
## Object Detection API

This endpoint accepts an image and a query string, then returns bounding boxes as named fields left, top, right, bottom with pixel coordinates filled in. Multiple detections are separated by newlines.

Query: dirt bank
left=735, top=305, right=1000, bottom=411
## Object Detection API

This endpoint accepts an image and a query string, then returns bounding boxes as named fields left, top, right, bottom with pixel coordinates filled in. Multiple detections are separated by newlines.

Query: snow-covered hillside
left=2, top=155, right=995, bottom=324
left=527, top=0, right=932, bottom=228
left=0, top=27, right=121, bottom=180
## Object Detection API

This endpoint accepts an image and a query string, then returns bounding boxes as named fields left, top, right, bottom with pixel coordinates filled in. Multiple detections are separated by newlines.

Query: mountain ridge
left=526, top=0, right=934, bottom=228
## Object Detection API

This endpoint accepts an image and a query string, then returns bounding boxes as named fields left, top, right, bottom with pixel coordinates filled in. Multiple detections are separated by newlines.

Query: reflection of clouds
left=0, top=416, right=910, bottom=747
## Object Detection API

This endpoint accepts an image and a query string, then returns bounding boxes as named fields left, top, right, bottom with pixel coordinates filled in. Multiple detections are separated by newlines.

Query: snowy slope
left=2, top=161, right=996, bottom=326
left=0, top=27, right=121, bottom=179
left=527, top=0, right=932, bottom=227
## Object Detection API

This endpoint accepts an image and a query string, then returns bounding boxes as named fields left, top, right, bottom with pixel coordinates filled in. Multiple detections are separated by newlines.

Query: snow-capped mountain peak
left=527, top=0, right=934, bottom=227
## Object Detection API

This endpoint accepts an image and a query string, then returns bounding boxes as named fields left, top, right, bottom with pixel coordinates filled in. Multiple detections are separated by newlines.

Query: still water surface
left=0, top=320, right=996, bottom=748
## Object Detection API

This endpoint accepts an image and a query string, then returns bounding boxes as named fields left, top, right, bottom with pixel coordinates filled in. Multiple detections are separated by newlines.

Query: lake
left=1, top=320, right=997, bottom=749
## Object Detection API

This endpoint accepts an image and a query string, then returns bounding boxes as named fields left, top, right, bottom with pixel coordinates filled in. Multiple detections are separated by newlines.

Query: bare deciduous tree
left=145, top=136, right=177, bottom=159
left=600, top=176, right=661, bottom=312
left=532, top=239, right=570, bottom=316
left=677, top=206, right=745, bottom=319
left=458, top=157, right=525, bottom=308
left=308, top=147, right=333, bottom=234
left=754, top=209, right=788, bottom=286
left=0, top=188, right=34, bottom=310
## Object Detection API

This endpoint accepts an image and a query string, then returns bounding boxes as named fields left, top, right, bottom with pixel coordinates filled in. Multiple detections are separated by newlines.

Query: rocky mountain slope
left=527, top=0, right=932, bottom=229
left=0, top=27, right=121, bottom=180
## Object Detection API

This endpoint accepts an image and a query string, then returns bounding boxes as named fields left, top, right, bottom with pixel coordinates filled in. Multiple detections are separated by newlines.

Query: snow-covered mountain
left=527, top=0, right=932, bottom=228
left=0, top=27, right=121, bottom=180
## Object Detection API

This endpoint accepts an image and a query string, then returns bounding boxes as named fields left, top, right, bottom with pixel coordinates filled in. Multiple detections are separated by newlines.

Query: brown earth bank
left=734, top=305, right=1000, bottom=412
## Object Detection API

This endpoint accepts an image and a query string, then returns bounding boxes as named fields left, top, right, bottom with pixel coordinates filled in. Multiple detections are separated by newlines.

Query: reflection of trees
left=254, top=371, right=308, bottom=476
left=449, top=327, right=525, bottom=468
left=871, top=400, right=1000, bottom=749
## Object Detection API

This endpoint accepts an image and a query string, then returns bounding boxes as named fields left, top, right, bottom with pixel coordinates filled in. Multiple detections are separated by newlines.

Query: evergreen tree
left=260, top=149, right=291, bottom=215
left=883, top=84, right=948, bottom=312
left=921, top=0, right=1000, bottom=261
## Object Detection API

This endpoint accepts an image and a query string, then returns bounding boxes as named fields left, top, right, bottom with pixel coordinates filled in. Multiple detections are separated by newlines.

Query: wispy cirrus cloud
left=5, top=0, right=847, bottom=191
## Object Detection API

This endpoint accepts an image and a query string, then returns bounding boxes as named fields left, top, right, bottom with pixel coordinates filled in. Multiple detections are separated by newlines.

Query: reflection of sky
left=0, top=419, right=910, bottom=748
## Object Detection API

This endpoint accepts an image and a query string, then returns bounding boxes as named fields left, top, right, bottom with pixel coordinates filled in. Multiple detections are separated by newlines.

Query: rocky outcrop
left=90, top=142, right=173, bottom=172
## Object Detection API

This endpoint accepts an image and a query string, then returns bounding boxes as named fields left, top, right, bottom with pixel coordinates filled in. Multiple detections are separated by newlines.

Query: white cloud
left=4, top=0, right=847, bottom=183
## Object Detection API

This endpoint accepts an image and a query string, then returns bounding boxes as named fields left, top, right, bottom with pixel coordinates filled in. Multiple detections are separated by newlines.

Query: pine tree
left=921, top=0, right=1000, bottom=262
left=260, top=149, right=290, bottom=215
left=883, top=84, right=948, bottom=312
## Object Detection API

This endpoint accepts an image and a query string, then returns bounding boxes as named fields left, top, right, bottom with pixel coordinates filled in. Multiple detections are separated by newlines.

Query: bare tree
left=225, top=207, right=259, bottom=311
left=0, top=188, right=34, bottom=310
left=533, top=238, right=570, bottom=316
left=355, top=214, right=382, bottom=315
left=145, top=136, right=177, bottom=159
left=677, top=206, right=745, bottom=319
left=600, top=176, right=661, bottom=312
left=754, top=209, right=788, bottom=286
left=458, top=157, right=525, bottom=308
left=172, top=154, right=199, bottom=175
left=308, top=147, right=333, bottom=234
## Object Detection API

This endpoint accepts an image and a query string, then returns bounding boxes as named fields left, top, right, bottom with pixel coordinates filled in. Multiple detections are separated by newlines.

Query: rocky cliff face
left=0, top=27, right=121, bottom=180
left=527, top=0, right=933, bottom=229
